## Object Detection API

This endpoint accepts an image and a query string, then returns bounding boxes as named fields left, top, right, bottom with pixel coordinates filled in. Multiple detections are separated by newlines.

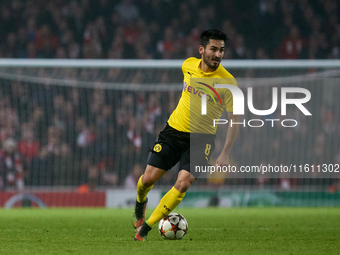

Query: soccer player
left=133, top=29, right=239, bottom=241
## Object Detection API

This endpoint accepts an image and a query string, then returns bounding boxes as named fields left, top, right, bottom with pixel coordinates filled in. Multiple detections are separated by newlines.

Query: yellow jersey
left=167, top=57, right=237, bottom=134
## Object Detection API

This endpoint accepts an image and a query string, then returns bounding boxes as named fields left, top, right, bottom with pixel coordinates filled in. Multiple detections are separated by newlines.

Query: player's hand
left=215, top=153, right=230, bottom=168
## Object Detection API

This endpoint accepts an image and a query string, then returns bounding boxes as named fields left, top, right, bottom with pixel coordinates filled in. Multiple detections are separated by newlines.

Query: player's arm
left=215, top=111, right=239, bottom=167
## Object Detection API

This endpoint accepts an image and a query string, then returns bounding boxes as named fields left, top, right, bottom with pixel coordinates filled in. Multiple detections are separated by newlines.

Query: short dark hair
left=200, top=29, right=228, bottom=48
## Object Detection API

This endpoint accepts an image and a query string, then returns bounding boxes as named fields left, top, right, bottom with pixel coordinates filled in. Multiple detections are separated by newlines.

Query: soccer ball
left=158, top=212, right=188, bottom=240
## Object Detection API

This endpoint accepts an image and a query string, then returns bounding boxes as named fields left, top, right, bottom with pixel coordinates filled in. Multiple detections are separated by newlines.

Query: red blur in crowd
left=278, top=26, right=306, bottom=59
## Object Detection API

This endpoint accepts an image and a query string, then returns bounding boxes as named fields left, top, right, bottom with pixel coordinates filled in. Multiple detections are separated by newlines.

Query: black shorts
left=148, top=123, right=215, bottom=173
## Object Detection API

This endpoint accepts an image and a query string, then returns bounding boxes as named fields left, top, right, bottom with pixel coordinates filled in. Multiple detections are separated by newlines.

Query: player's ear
left=198, top=45, right=204, bottom=54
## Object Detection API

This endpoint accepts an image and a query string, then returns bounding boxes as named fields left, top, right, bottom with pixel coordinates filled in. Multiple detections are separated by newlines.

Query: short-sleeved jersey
left=167, top=57, right=238, bottom=134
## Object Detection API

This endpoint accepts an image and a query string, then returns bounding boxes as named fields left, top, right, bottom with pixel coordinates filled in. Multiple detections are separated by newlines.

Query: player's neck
left=200, top=59, right=217, bottom=73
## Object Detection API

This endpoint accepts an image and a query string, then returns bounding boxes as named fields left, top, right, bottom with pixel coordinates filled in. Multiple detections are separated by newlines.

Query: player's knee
left=142, top=175, right=156, bottom=187
left=142, top=165, right=166, bottom=187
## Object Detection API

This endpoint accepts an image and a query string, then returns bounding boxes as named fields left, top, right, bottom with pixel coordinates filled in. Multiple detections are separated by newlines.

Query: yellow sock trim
left=146, top=186, right=185, bottom=227
left=136, top=175, right=153, bottom=203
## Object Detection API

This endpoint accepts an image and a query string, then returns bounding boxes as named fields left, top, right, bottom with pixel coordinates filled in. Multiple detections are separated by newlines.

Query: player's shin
left=146, top=186, right=185, bottom=227
left=133, top=174, right=154, bottom=229
left=136, top=174, right=153, bottom=203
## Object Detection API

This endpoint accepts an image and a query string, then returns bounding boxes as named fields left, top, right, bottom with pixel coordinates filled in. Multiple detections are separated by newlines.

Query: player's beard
left=203, top=53, right=220, bottom=71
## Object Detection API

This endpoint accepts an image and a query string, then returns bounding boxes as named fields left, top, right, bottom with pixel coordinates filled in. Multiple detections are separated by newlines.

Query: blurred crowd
left=0, top=0, right=339, bottom=60
left=0, top=72, right=177, bottom=190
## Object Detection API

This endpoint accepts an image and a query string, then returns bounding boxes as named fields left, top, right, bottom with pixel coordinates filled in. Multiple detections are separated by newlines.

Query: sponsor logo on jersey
left=185, top=82, right=221, bottom=104
left=196, top=82, right=223, bottom=106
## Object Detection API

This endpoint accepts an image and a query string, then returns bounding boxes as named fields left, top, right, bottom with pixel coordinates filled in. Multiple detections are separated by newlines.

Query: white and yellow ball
left=158, top=212, right=188, bottom=240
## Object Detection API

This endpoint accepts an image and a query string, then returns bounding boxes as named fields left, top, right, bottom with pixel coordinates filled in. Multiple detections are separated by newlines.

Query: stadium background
left=1, top=0, right=339, bottom=60
left=0, top=0, right=339, bottom=208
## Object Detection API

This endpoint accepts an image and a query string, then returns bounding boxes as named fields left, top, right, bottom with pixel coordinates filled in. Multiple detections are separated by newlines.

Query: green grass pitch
left=0, top=207, right=339, bottom=255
